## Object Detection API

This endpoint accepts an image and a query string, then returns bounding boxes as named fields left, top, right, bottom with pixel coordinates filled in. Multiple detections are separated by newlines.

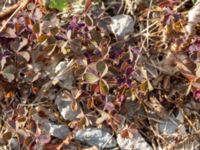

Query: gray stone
left=59, top=71, right=74, bottom=89
left=121, top=100, right=145, bottom=120
left=159, top=111, right=186, bottom=135
left=54, top=61, right=75, bottom=90
left=56, top=97, right=81, bottom=121
left=43, top=122, right=70, bottom=139
left=75, top=128, right=117, bottom=149
left=109, top=15, right=135, bottom=37
left=159, top=120, right=177, bottom=135
left=55, top=61, right=68, bottom=74
left=8, top=138, right=19, bottom=150
left=117, top=132, right=152, bottom=150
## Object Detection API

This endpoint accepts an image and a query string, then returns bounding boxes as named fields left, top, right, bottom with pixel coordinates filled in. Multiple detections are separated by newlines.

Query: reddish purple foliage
left=193, top=89, right=200, bottom=102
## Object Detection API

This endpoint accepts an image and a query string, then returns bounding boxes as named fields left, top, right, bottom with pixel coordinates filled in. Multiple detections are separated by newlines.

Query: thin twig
left=101, top=133, right=115, bottom=149
left=146, top=0, right=153, bottom=49
left=0, top=0, right=28, bottom=32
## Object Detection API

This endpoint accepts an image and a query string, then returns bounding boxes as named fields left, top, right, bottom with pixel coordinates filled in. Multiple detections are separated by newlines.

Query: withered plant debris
left=0, top=0, right=200, bottom=149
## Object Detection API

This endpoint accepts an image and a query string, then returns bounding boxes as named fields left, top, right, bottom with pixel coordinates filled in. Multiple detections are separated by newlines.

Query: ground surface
left=0, top=0, right=200, bottom=150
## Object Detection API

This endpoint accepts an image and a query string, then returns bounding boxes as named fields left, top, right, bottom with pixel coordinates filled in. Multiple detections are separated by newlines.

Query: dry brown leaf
left=145, top=97, right=168, bottom=119
left=120, top=129, right=133, bottom=139
left=185, top=0, right=200, bottom=34
left=87, top=98, right=94, bottom=109
left=71, top=101, right=79, bottom=112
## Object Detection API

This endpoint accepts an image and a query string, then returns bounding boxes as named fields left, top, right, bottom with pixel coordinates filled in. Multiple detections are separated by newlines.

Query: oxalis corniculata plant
left=0, top=0, right=200, bottom=149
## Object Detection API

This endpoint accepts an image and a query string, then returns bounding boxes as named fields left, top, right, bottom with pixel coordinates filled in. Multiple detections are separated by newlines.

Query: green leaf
left=192, top=0, right=197, bottom=4
left=83, top=72, right=99, bottom=84
left=99, top=79, right=109, bottom=95
left=49, top=0, right=69, bottom=11
left=2, top=65, right=16, bottom=82
left=96, top=61, right=108, bottom=77
left=2, top=72, right=15, bottom=82
left=3, top=65, right=16, bottom=74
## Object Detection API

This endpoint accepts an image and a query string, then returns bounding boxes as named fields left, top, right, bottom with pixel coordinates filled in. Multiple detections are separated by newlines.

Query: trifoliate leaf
left=99, top=79, right=109, bottom=95
left=96, top=61, right=108, bottom=77
left=2, top=65, right=16, bottom=82
left=49, top=0, right=69, bottom=11
left=83, top=72, right=99, bottom=84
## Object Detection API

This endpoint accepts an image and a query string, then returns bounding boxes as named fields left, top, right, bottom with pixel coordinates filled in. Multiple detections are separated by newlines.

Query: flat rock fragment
left=75, top=128, right=117, bottom=149
left=109, top=15, right=135, bottom=37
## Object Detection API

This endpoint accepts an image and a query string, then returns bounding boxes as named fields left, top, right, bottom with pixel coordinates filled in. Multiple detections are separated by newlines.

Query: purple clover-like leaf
left=193, top=89, right=200, bottom=102
left=68, top=17, right=85, bottom=30
left=126, top=67, right=134, bottom=77
left=129, top=46, right=140, bottom=55
left=188, top=44, right=200, bottom=54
